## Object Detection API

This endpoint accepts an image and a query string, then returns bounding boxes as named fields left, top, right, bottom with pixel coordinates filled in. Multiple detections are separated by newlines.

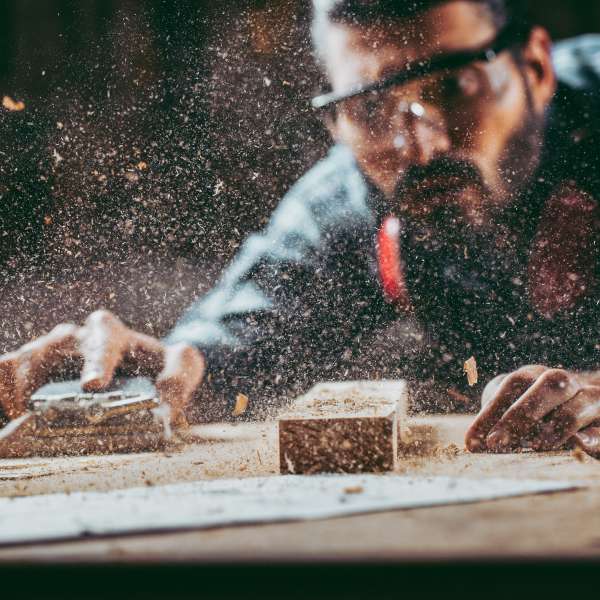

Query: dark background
left=0, top=0, right=599, bottom=350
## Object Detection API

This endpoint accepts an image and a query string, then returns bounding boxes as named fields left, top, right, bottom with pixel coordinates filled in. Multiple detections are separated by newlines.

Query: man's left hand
left=465, top=365, right=600, bottom=457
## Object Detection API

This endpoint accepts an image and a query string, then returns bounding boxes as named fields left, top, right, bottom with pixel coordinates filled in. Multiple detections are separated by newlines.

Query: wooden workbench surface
left=1, top=415, right=599, bottom=563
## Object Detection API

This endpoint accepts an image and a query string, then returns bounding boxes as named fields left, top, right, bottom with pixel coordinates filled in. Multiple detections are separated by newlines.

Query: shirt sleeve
left=164, top=147, right=385, bottom=420
left=553, top=34, right=600, bottom=91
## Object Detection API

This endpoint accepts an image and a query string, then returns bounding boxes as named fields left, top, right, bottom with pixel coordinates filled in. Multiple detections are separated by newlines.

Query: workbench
left=0, top=414, right=599, bottom=565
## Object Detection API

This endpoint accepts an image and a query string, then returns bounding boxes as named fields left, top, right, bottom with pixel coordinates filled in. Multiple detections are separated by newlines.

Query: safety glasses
left=311, top=20, right=529, bottom=112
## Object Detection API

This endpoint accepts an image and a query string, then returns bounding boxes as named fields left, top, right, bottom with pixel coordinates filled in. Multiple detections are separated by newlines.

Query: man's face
left=320, top=1, right=552, bottom=231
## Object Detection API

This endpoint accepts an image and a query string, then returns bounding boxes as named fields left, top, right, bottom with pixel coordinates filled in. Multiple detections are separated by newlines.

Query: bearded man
left=1, top=0, right=600, bottom=456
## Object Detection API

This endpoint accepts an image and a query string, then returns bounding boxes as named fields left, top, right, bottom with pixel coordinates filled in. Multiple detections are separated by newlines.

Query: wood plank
left=1, top=413, right=599, bottom=562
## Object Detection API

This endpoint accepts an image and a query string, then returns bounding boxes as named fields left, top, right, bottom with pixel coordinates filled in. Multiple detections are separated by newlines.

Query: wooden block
left=278, top=380, right=408, bottom=475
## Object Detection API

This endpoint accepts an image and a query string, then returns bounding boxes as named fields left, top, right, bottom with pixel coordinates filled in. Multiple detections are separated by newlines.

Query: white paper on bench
left=0, top=475, right=581, bottom=546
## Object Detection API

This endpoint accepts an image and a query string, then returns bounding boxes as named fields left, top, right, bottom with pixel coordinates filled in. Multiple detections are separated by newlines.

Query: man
left=1, top=0, right=600, bottom=456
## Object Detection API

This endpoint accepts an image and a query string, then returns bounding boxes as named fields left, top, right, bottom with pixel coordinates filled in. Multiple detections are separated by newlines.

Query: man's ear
left=519, top=26, right=557, bottom=115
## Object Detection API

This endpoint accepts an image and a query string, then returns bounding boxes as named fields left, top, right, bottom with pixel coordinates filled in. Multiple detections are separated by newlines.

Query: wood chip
left=232, top=393, right=249, bottom=417
left=464, top=356, right=478, bottom=386
left=572, top=447, right=587, bottom=463
left=284, top=453, right=295, bottom=474
left=2, top=96, right=26, bottom=112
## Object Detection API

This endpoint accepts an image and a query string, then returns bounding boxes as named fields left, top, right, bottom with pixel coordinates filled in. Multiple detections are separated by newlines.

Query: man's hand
left=465, top=365, right=600, bottom=458
left=0, top=310, right=205, bottom=423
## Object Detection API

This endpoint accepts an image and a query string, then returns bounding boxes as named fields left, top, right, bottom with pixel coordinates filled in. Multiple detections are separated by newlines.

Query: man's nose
left=403, top=105, right=451, bottom=165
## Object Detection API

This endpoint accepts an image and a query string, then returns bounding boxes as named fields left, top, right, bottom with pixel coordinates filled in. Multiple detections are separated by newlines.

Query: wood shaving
left=284, top=452, right=295, bottom=474
left=572, top=447, right=587, bottom=463
left=2, top=96, right=26, bottom=111
left=232, top=393, right=249, bottom=417
left=464, top=356, right=478, bottom=386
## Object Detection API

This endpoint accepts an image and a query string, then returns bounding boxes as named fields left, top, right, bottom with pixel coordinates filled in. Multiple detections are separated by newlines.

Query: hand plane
left=0, top=389, right=174, bottom=458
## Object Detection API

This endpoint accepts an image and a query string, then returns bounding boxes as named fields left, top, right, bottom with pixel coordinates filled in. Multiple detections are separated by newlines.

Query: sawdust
left=399, top=440, right=464, bottom=461
left=438, top=443, right=462, bottom=458
left=281, top=384, right=402, bottom=420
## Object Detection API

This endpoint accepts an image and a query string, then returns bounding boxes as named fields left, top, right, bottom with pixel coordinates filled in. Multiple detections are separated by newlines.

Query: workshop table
left=0, top=415, right=599, bottom=564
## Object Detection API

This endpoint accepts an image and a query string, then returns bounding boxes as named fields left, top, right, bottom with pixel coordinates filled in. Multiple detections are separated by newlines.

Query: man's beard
left=390, top=111, right=546, bottom=374
left=394, top=156, right=491, bottom=225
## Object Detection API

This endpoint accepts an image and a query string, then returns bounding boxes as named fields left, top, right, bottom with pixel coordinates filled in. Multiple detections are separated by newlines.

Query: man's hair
left=311, top=0, right=532, bottom=63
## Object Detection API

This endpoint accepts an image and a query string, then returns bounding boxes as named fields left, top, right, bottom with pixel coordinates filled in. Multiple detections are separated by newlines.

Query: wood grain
left=278, top=381, right=407, bottom=474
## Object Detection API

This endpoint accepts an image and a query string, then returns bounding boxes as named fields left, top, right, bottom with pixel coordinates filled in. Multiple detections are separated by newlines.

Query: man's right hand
left=0, top=310, right=205, bottom=423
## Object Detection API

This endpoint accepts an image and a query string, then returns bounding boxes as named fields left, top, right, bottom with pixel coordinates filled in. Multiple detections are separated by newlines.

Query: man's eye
left=440, top=69, right=482, bottom=104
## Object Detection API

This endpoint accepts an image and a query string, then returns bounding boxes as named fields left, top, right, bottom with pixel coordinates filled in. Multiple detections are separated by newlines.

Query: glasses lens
left=337, top=64, right=490, bottom=134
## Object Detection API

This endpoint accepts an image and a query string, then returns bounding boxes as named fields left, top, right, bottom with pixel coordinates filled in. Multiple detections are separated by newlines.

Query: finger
left=78, top=310, right=129, bottom=391
left=486, top=369, right=582, bottom=451
left=573, top=425, right=600, bottom=459
left=0, top=324, right=79, bottom=419
left=155, top=343, right=205, bottom=422
left=533, top=386, right=600, bottom=450
left=123, top=330, right=169, bottom=375
left=0, top=353, right=21, bottom=420
left=465, top=365, right=547, bottom=452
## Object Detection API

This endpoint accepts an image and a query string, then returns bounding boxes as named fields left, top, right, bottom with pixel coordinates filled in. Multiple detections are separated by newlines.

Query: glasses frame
left=311, top=20, right=529, bottom=111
